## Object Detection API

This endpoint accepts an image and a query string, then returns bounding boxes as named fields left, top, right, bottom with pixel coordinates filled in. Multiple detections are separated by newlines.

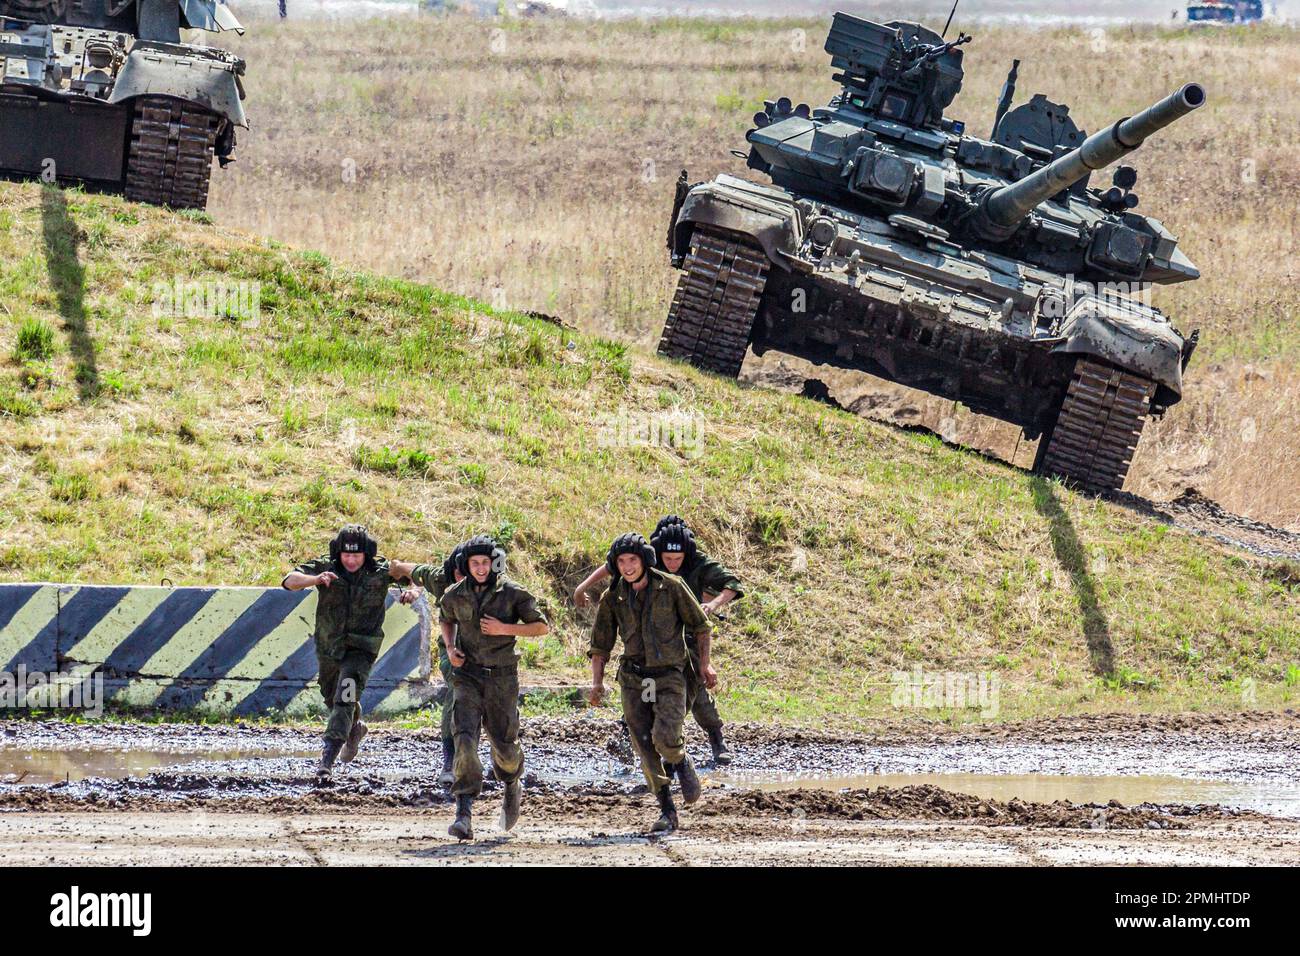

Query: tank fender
left=1051, top=293, right=1185, bottom=403
left=109, top=46, right=247, bottom=128
left=671, top=184, right=796, bottom=271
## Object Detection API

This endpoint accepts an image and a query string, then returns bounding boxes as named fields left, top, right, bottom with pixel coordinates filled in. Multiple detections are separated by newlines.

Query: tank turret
left=975, top=83, right=1205, bottom=237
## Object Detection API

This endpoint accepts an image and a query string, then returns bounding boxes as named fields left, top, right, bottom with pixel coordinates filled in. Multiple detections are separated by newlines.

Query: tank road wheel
left=124, top=97, right=219, bottom=211
left=1036, top=357, right=1157, bottom=494
left=657, top=227, right=769, bottom=378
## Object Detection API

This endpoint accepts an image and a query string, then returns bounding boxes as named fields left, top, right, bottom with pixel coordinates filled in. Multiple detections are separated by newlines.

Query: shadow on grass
left=40, top=185, right=97, bottom=400
left=1030, top=476, right=1114, bottom=677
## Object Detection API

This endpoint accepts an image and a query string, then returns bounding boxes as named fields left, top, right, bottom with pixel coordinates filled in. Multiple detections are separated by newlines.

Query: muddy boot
left=340, top=720, right=367, bottom=764
left=650, top=786, right=678, bottom=834
left=707, top=727, right=732, bottom=766
left=673, top=754, right=701, bottom=805
left=500, top=778, right=522, bottom=832
left=316, top=739, right=343, bottom=780
left=437, top=738, right=455, bottom=787
left=448, top=795, right=474, bottom=841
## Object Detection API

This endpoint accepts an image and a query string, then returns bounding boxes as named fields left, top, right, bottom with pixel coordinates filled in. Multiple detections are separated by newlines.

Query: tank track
left=1038, top=357, right=1156, bottom=494
left=658, top=227, right=769, bottom=378
left=123, top=97, right=218, bottom=211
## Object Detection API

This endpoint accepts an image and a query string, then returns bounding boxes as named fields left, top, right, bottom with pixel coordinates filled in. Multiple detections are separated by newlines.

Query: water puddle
left=712, top=771, right=1300, bottom=819
left=0, top=749, right=312, bottom=785
left=4, top=748, right=1297, bottom=818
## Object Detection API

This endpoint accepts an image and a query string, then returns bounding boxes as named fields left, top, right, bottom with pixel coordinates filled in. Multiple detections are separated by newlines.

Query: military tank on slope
left=659, top=13, right=1205, bottom=493
left=0, top=0, right=247, bottom=210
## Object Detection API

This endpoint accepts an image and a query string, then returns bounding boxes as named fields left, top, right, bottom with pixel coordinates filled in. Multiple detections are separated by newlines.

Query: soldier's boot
left=500, top=778, right=522, bottom=832
left=437, top=738, right=455, bottom=787
left=448, top=795, right=474, bottom=841
left=316, top=739, right=343, bottom=779
left=707, top=726, right=732, bottom=766
left=340, top=720, right=368, bottom=764
left=650, top=786, right=678, bottom=834
left=673, top=754, right=701, bottom=805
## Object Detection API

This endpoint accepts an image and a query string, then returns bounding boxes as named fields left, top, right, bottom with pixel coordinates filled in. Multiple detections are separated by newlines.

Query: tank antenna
left=941, top=0, right=961, bottom=38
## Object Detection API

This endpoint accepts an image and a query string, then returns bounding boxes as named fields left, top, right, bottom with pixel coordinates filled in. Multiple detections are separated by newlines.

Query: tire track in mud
left=279, top=816, right=326, bottom=866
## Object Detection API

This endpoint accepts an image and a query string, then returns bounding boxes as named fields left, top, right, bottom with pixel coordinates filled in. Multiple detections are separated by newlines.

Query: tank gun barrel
left=979, top=83, right=1205, bottom=231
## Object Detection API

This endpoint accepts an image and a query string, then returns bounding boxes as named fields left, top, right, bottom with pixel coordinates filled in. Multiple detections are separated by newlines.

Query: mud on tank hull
left=661, top=175, right=1191, bottom=494
left=0, top=38, right=246, bottom=210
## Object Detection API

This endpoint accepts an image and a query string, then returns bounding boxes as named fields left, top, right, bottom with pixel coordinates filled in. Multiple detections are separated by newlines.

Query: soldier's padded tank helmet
left=652, top=514, right=690, bottom=537
left=443, top=540, right=470, bottom=582
left=651, top=522, right=697, bottom=569
left=606, top=532, right=657, bottom=578
left=330, top=524, right=377, bottom=565
left=456, top=535, right=506, bottom=577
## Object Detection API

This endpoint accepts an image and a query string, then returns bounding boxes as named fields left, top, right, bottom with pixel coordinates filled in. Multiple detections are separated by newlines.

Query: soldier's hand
left=316, top=571, right=338, bottom=588
left=574, top=587, right=591, bottom=608
left=447, top=647, right=466, bottom=668
left=399, top=587, right=421, bottom=605
left=701, top=664, right=718, bottom=690
left=479, top=615, right=510, bottom=635
left=588, top=684, right=605, bottom=707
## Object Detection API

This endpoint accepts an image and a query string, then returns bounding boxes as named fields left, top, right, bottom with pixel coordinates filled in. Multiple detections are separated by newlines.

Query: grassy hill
left=0, top=181, right=1296, bottom=727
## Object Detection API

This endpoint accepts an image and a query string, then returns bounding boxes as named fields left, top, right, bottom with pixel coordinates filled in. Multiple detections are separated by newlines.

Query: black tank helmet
left=330, top=524, right=377, bottom=568
left=442, top=540, right=470, bottom=582
left=650, top=522, right=697, bottom=571
left=606, top=532, right=657, bottom=580
left=456, top=534, right=506, bottom=585
left=652, top=514, right=690, bottom=538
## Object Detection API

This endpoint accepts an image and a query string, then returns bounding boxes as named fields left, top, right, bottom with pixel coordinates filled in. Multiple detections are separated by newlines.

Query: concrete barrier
left=0, top=583, right=437, bottom=718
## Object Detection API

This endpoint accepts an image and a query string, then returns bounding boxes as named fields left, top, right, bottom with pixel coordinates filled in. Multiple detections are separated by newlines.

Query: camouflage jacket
left=284, top=555, right=393, bottom=660
left=588, top=567, right=711, bottom=669
left=438, top=575, right=546, bottom=669
left=683, top=552, right=744, bottom=603
left=409, top=563, right=454, bottom=649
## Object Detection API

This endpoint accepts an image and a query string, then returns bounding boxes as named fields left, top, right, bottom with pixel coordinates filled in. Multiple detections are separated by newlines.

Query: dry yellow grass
left=208, top=16, right=1299, bottom=528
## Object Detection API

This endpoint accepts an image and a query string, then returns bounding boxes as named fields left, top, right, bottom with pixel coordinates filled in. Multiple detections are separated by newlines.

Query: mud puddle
left=0, top=748, right=313, bottom=786
left=710, top=770, right=1300, bottom=819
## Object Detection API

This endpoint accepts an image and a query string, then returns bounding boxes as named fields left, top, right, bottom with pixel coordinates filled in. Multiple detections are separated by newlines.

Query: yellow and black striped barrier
left=0, top=583, right=437, bottom=717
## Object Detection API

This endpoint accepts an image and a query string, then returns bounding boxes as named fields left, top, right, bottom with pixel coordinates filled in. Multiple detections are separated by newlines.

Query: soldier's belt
left=621, top=659, right=681, bottom=679
left=452, top=660, right=516, bottom=679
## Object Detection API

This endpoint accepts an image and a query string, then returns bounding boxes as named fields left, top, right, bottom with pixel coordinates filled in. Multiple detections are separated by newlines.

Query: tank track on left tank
left=1037, top=358, right=1157, bottom=495
left=658, top=227, right=769, bottom=378
left=123, top=96, right=219, bottom=211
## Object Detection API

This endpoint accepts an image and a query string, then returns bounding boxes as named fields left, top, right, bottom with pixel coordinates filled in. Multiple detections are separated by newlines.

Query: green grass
left=0, top=181, right=1296, bottom=728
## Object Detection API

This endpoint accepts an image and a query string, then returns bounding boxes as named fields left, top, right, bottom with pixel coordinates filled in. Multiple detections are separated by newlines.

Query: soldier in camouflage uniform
left=588, top=533, right=713, bottom=834
left=650, top=519, right=743, bottom=765
left=391, top=540, right=468, bottom=788
left=575, top=515, right=743, bottom=765
left=437, top=535, right=549, bottom=840
left=282, top=525, right=411, bottom=778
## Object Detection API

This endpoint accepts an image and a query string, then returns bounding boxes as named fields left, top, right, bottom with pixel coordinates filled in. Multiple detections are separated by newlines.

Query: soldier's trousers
left=438, top=647, right=455, bottom=744
left=618, top=663, right=688, bottom=793
left=684, top=646, right=724, bottom=733
left=450, top=663, right=523, bottom=798
left=318, top=647, right=375, bottom=742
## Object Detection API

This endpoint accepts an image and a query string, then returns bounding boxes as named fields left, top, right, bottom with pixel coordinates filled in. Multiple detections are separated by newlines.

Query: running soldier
left=588, top=533, right=713, bottom=833
left=282, top=525, right=409, bottom=778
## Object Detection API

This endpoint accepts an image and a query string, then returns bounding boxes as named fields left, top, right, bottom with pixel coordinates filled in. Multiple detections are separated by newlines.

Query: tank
left=659, top=13, right=1205, bottom=494
left=0, top=0, right=248, bottom=210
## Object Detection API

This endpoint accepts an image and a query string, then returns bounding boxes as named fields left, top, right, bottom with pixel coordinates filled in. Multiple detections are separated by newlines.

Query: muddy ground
left=1, top=712, right=1297, bottom=865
